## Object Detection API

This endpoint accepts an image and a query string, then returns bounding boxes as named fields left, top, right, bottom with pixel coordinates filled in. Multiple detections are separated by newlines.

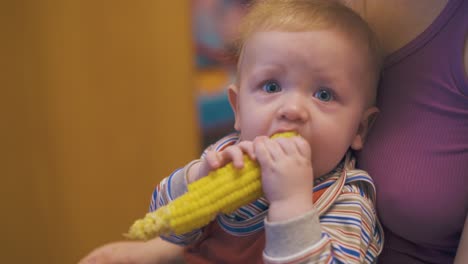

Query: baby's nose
left=278, top=94, right=308, bottom=122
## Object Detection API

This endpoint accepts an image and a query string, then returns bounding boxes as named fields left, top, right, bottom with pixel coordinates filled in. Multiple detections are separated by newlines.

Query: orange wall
left=0, top=1, right=199, bottom=263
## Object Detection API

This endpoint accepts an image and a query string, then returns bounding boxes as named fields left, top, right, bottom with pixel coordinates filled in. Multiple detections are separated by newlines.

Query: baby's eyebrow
left=246, top=64, right=286, bottom=78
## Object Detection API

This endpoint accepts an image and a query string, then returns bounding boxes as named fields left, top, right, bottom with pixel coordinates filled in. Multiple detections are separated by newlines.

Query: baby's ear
left=351, top=107, right=379, bottom=150
left=227, top=84, right=241, bottom=131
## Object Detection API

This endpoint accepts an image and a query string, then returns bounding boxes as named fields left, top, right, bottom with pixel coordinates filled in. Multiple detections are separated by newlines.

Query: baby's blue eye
left=262, top=81, right=282, bottom=93
left=314, top=89, right=333, bottom=102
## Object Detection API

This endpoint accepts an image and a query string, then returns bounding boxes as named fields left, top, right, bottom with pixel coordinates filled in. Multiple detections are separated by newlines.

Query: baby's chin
left=314, top=156, right=348, bottom=177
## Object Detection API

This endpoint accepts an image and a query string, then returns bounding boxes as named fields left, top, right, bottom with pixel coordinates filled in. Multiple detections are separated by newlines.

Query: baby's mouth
left=270, top=131, right=299, bottom=139
left=270, top=129, right=299, bottom=137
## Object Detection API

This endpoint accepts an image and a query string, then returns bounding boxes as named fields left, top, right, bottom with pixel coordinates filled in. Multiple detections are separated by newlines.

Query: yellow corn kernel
left=125, top=131, right=298, bottom=240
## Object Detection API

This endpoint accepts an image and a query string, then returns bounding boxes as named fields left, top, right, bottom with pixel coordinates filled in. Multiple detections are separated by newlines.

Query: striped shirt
left=149, top=133, right=383, bottom=263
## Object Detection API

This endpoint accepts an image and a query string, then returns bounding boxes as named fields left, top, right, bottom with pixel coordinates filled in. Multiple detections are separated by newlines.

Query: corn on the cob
left=125, top=131, right=298, bottom=240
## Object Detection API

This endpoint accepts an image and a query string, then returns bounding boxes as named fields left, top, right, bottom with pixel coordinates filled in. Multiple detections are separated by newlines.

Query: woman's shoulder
left=360, top=0, right=450, bottom=55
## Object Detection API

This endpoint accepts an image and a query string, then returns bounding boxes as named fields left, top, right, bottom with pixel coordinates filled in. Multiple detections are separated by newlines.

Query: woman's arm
left=78, top=237, right=185, bottom=264
left=454, top=215, right=468, bottom=264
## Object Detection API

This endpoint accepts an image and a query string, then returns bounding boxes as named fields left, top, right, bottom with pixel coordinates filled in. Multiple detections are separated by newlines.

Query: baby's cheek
left=313, top=152, right=344, bottom=176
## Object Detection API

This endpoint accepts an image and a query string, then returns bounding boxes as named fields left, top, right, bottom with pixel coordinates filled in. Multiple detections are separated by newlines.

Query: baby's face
left=230, top=30, right=375, bottom=176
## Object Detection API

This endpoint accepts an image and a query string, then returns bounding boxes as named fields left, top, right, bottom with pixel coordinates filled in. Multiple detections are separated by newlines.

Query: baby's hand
left=253, top=135, right=314, bottom=221
left=186, top=141, right=255, bottom=184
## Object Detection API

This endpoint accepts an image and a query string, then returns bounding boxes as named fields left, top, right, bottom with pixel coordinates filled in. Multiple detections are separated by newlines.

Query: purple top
left=357, top=0, right=468, bottom=263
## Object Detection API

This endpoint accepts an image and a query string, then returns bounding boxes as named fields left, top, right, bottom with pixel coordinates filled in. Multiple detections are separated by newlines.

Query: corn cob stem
left=125, top=131, right=298, bottom=240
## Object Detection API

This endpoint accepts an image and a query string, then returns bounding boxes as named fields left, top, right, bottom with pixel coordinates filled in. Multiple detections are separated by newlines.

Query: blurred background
left=193, top=0, right=249, bottom=147
left=0, top=1, right=247, bottom=263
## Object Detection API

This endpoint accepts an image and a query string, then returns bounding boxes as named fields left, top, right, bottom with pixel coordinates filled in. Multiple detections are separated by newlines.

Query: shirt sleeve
left=263, top=181, right=383, bottom=264
left=148, top=160, right=204, bottom=245
left=147, top=132, right=240, bottom=245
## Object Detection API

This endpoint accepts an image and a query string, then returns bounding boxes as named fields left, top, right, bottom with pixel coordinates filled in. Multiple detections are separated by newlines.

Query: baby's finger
left=237, top=141, right=256, bottom=160
left=204, top=150, right=222, bottom=169
left=253, top=136, right=273, bottom=164
left=263, top=137, right=286, bottom=162
left=293, top=136, right=311, bottom=158
left=219, top=145, right=245, bottom=169
left=274, top=137, right=298, bottom=156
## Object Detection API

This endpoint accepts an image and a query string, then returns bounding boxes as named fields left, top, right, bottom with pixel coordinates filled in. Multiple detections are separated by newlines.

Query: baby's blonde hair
left=234, top=0, right=382, bottom=103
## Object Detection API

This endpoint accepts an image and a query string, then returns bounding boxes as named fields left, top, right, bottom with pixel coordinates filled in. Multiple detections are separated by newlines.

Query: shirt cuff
left=264, top=208, right=322, bottom=259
